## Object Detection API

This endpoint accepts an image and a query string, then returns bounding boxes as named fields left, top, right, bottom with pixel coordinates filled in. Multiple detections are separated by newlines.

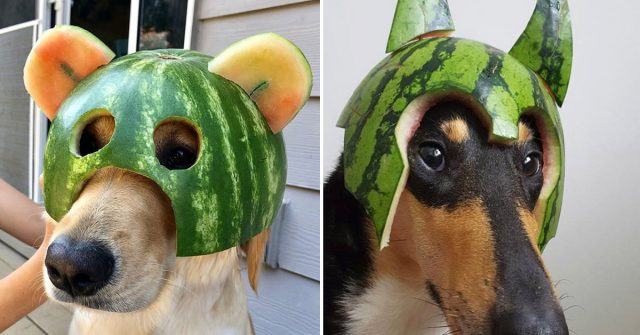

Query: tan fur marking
left=440, top=118, right=469, bottom=143
left=518, top=207, right=540, bottom=246
left=517, top=207, right=554, bottom=282
left=374, top=207, right=422, bottom=283
left=241, top=229, right=270, bottom=293
left=153, top=120, right=200, bottom=155
left=518, top=121, right=534, bottom=144
left=373, top=190, right=497, bottom=333
left=84, top=115, right=115, bottom=148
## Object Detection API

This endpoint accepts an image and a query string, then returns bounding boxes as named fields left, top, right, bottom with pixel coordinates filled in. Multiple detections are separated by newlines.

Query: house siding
left=192, top=1, right=320, bottom=334
left=0, top=26, right=33, bottom=195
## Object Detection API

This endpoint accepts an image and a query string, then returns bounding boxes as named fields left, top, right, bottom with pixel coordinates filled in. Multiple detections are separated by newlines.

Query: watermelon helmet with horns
left=24, top=27, right=312, bottom=256
left=338, top=0, right=572, bottom=250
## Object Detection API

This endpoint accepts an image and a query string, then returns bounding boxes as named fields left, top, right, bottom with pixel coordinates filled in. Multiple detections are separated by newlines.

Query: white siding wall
left=192, top=1, right=320, bottom=334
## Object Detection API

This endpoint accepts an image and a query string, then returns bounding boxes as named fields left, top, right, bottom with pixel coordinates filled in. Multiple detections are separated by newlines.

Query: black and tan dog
left=324, top=102, right=568, bottom=334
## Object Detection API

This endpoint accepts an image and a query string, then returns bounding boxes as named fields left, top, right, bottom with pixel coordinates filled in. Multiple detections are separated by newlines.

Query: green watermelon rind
left=338, top=37, right=564, bottom=251
left=44, top=49, right=287, bottom=256
left=509, top=0, right=572, bottom=106
left=386, top=0, right=455, bottom=53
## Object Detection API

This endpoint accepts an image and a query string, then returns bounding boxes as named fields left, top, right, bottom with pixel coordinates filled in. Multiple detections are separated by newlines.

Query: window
left=138, top=0, right=189, bottom=50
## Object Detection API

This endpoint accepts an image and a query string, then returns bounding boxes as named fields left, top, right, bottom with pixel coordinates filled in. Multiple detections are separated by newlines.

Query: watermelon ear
left=24, top=25, right=115, bottom=120
left=509, top=0, right=573, bottom=106
left=208, top=33, right=312, bottom=134
left=386, top=0, right=455, bottom=53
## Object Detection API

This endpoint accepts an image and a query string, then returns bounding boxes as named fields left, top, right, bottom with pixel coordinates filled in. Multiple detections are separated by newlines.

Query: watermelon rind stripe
left=509, top=0, right=572, bottom=106
left=386, top=0, right=455, bottom=53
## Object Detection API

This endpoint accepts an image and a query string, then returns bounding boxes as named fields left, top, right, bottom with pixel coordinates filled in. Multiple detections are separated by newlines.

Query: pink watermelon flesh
left=208, top=33, right=312, bottom=133
left=24, top=25, right=115, bottom=120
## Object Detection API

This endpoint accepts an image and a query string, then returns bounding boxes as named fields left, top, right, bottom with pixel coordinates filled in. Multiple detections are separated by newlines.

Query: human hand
left=38, top=213, right=55, bottom=253
left=0, top=213, right=54, bottom=331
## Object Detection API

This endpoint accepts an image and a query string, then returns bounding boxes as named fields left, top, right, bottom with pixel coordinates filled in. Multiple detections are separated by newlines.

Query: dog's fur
left=43, top=116, right=268, bottom=334
left=324, top=102, right=568, bottom=334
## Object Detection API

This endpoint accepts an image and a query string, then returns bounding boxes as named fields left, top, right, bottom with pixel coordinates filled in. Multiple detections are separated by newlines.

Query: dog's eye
left=154, top=119, right=200, bottom=170
left=419, top=142, right=445, bottom=172
left=522, top=152, right=542, bottom=176
left=79, top=137, right=100, bottom=156
left=161, top=145, right=196, bottom=170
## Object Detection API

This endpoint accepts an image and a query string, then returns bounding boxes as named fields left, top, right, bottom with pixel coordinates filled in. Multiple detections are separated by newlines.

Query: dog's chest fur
left=67, top=248, right=252, bottom=335
left=342, top=275, right=449, bottom=335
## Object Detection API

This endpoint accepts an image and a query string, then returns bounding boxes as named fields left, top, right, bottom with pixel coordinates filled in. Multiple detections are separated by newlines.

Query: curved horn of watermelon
left=24, top=25, right=115, bottom=120
left=386, top=0, right=455, bottom=53
left=509, top=0, right=572, bottom=106
left=208, top=33, right=312, bottom=134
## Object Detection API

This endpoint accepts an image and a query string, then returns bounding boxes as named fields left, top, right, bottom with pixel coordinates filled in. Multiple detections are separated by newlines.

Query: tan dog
left=42, top=116, right=268, bottom=335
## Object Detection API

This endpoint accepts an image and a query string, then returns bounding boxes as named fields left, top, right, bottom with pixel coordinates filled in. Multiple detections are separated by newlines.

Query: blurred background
left=324, top=0, right=640, bottom=333
left=0, top=0, right=319, bottom=334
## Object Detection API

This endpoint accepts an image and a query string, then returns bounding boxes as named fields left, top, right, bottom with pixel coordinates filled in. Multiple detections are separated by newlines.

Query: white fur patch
left=342, top=275, right=449, bottom=335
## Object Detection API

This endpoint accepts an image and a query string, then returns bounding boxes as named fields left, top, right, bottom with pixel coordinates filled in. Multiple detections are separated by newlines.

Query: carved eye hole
left=75, top=112, right=115, bottom=157
left=154, top=120, right=200, bottom=170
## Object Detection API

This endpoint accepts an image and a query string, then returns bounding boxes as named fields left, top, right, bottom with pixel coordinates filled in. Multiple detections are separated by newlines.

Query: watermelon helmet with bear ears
left=337, top=0, right=572, bottom=250
left=24, top=26, right=312, bottom=256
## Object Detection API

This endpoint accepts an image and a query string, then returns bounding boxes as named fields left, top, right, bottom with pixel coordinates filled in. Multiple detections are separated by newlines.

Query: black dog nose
left=494, top=308, right=569, bottom=335
left=45, top=236, right=115, bottom=297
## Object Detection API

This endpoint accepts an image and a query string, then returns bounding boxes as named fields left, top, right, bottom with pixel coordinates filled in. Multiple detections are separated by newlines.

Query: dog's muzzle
left=45, top=236, right=115, bottom=297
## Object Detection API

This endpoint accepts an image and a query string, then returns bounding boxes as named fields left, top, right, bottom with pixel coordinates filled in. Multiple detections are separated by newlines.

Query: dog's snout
left=494, top=308, right=569, bottom=335
left=45, top=236, right=115, bottom=297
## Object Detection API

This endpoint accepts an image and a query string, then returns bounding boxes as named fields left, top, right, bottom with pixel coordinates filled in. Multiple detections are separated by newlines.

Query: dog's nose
left=45, top=236, right=115, bottom=297
left=494, top=308, right=569, bottom=335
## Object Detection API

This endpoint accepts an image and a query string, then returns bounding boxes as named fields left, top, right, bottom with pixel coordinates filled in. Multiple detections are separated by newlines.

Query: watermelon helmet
left=337, top=0, right=572, bottom=250
left=28, top=27, right=312, bottom=256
